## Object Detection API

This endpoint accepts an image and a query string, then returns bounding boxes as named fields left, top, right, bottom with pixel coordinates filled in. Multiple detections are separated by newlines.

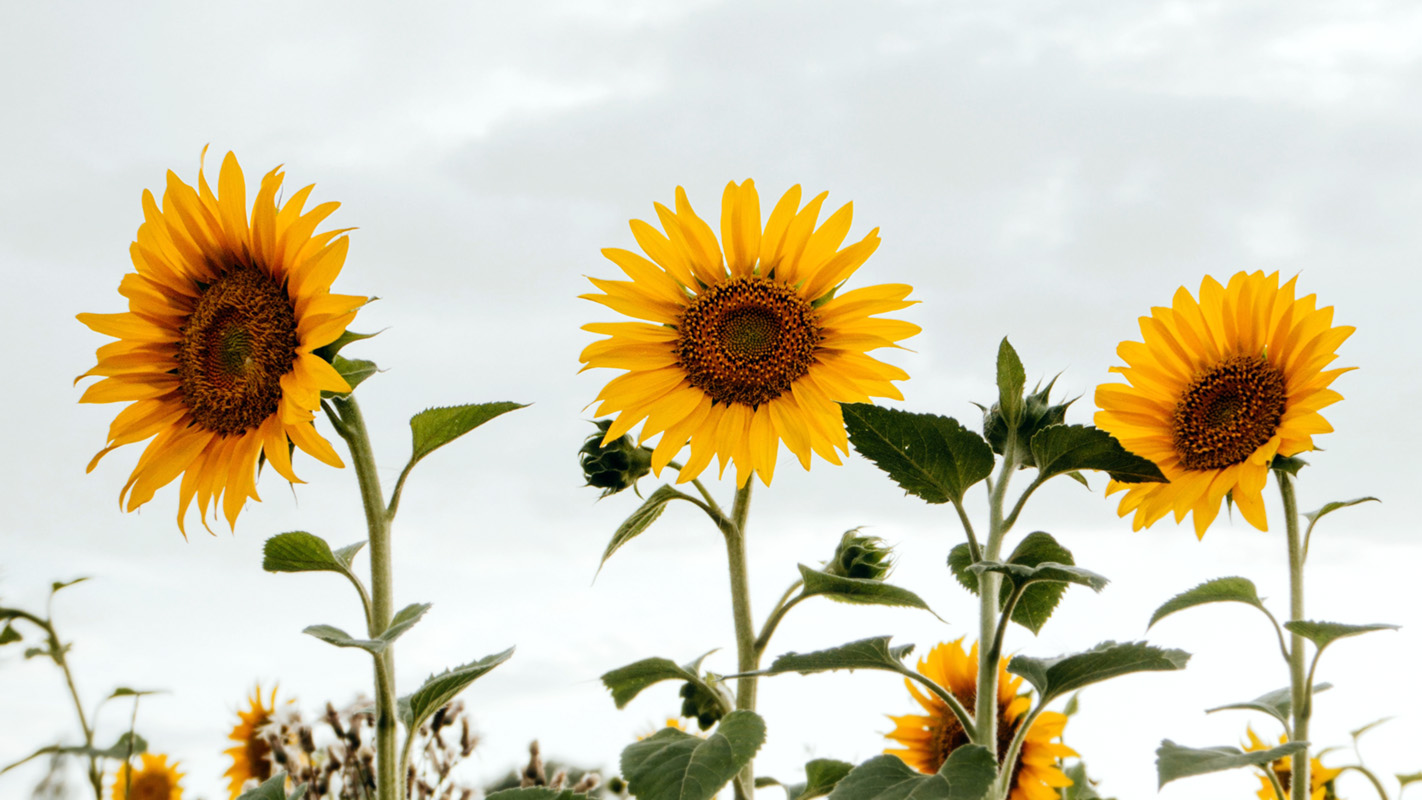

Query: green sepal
left=0, top=624, right=19, bottom=645
left=1283, top=620, right=1399, bottom=652
left=1029, top=425, right=1166, bottom=484
left=408, top=402, right=527, bottom=466
left=399, top=646, right=515, bottom=730
left=772, top=759, right=855, bottom=800
left=1155, top=739, right=1306, bottom=788
left=751, top=636, right=913, bottom=678
left=600, top=650, right=721, bottom=709
left=797, top=565, right=941, bottom=620
left=841, top=404, right=994, bottom=506
left=1148, top=577, right=1268, bottom=629
left=313, top=328, right=379, bottom=362
left=598, top=484, right=696, bottom=576
left=236, top=772, right=308, bottom=800
left=619, top=710, right=766, bottom=800
left=827, top=745, right=997, bottom=800
left=303, top=602, right=431, bottom=655
left=1008, top=641, right=1190, bottom=706
left=322, top=355, right=378, bottom=398
left=1270, top=454, right=1309, bottom=475
left=995, top=338, right=1026, bottom=429
left=1205, top=683, right=1332, bottom=727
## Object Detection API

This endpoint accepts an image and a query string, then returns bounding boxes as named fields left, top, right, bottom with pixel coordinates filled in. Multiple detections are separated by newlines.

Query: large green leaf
left=841, top=404, right=994, bottom=506
left=1029, top=425, right=1166, bottom=484
left=236, top=772, right=308, bottom=800
left=1148, top=577, right=1269, bottom=629
left=776, top=759, right=856, bottom=800
left=620, top=710, right=766, bottom=800
left=1283, top=620, right=1399, bottom=652
left=408, top=402, right=526, bottom=466
left=798, top=565, right=939, bottom=618
left=757, top=637, right=914, bottom=677
left=1008, top=641, right=1190, bottom=705
left=262, top=532, right=360, bottom=575
left=598, top=485, right=695, bottom=574
left=826, top=746, right=997, bottom=800
left=401, top=647, right=514, bottom=730
left=983, top=532, right=1103, bottom=635
left=996, top=338, right=1026, bottom=429
left=1205, top=683, right=1332, bottom=727
left=601, top=651, right=718, bottom=709
left=1155, top=739, right=1305, bottom=788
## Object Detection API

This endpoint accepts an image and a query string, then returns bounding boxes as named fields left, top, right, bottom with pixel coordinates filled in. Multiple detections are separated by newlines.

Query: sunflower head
left=825, top=528, right=895, bottom=581
left=224, top=684, right=283, bottom=799
left=884, top=639, right=1076, bottom=800
left=112, top=753, right=183, bottom=800
left=580, top=418, right=654, bottom=498
left=77, top=150, right=367, bottom=534
left=580, top=181, right=918, bottom=488
left=1244, top=727, right=1343, bottom=800
left=1095, top=272, right=1353, bottom=538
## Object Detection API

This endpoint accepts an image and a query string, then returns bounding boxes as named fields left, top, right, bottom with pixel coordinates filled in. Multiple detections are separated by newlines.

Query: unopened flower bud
left=825, top=529, right=894, bottom=581
left=678, top=681, right=725, bottom=731
left=981, top=376, right=1074, bottom=467
left=580, top=419, right=654, bottom=498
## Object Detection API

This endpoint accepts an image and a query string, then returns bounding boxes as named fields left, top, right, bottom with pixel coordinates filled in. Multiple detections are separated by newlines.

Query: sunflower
left=223, top=684, right=281, bottom=799
left=885, top=639, right=1076, bottom=800
left=1244, top=727, right=1343, bottom=800
left=579, top=181, right=918, bottom=487
left=1094, top=271, right=1352, bottom=538
left=77, top=150, right=366, bottom=534
left=112, top=753, right=183, bottom=800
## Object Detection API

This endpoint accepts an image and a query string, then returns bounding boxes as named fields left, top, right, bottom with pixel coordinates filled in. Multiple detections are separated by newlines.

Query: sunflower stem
left=1278, top=470, right=1311, bottom=800
left=20, top=609, right=102, bottom=800
left=976, top=438, right=1017, bottom=779
left=723, top=481, right=758, bottom=800
left=1339, top=765, right=1392, bottom=800
left=329, top=396, right=402, bottom=800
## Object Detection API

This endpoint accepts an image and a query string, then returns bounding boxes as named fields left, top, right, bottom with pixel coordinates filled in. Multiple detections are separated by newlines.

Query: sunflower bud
left=678, top=681, right=726, bottom=731
left=825, top=529, right=895, bottom=581
left=580, top=419, right=653, bottom=498
left=981, top=376, right=1074, bottom=467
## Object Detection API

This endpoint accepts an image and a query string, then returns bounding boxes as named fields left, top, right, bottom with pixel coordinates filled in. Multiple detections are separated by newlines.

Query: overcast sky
left=3, top=1, right=1421, bottom=799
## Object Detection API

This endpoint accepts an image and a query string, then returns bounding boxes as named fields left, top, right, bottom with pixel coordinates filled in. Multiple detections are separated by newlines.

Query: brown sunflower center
left=676, top=277, right=821, bottom=407
left=1171, top=354, right=1287, bottom=470
left=176, top=265, right=299, bottom=436
left=129, top=770, right=175, bottom=800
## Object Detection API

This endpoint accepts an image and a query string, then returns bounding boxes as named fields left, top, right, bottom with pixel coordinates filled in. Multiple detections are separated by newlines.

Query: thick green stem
left=331, top=396, right=401, bottom=800
left=1279, top=471, right=1310, bottom=800
left=976, top=443, right=1017, bottom=767
left=724, top=482, right=757, bottom=800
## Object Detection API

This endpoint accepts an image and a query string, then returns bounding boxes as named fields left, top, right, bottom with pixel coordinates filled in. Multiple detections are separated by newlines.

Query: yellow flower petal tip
left=1095, top=271, right=1352, bottom=538
left=580, top=181, right=916, bottom=487
left=76, top=152, right=367, bottom=534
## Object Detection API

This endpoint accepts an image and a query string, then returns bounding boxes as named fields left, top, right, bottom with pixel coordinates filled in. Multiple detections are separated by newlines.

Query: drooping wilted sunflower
left=1244, top=727, right=1342, bottom=800
left=112, top=753, right=184, bottom=800
left=1094, top=271, right=1352, bottom=538
left=885, top=639, right=1075, bottom=800
left=77, top=151, right=366, bottom=533
left=223, top=684, right=281, bottom=799
left=580, top=181, right=918, bottom=487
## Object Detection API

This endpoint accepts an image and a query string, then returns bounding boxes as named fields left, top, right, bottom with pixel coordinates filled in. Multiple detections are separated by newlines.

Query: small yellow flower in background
left=1094, top=271, right=1353, bottom=538
left=580, top=181, right=918, bottom=487
left=884, top=639, right=1076, bottom=800
left=1244, top=727, right=1343, bottom=800
left=112, top=753, right=183, bottom=800
left=223, top=684, right=283, bottom=799
left=77, top=150, right=366, bottom=534
left=636, top=717, right=691, bottom=740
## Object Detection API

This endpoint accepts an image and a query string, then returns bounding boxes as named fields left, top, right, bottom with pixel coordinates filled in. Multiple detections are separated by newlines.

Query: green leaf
left=601, top=651, right=716, bottom=709
left=332, top=541, right=367, bottom=569
left=1155, top=739, right=1306, bottom=788
left=947, top=544, right=978, bottom=594
left=1205, top=683, right=1332, bottom=727
left=756, top=637, right=914, bottom=677
left=402, top=647, right=514, bottom=730
left=797, top=565, right=940, bottom=619
left=780, top=759, right=855, bottom=800
left=1350, top=717, right=1393, bottom=742
left=841, top=404, right=994, bottom=506
left=236, top=772, right=308, bottom=800
left=0, top=623, right=20, bottom=645
left=313, top=328, right=379, bottom=362
left=1304, top=497, right=1380, bottom=527
left=485, top=790, right=586, bottom=800
left=1029, top=425, right=1166, bottom=484
left=1398, top=772, right=1422, bottom=787
left=827, top=746, right=997, bottom=800
left=996, top=338, right=1026, bottom=429
left=1148, top=577, right=1269, bottom=629
left=72, top=732, right=149, bottom=760
left=326, top=355, right=377, bottom=396
left=1062, top=763, right=1113, bottom=800
left=51, top=577, right=90, bottom=594
left=1283, top=620, right=1399, bottom=652
left=1270, top=454, right=1308, bottom=476
left=108, top=687, right=163, bottom=699
left=598, top=484, right=694, bottom=575
left=303, top=624, right=387, bottom=655
left=408, top=402, right=526, bottom=466
left=989, top=532, right=1104, bottom=635
left=620, top=710, right=766, bottom=800
left=1008, top=641, right=1191, bottom=705
left=262, top=532, right=353, bottom=575
left=382, top=603, right=431, bottom=644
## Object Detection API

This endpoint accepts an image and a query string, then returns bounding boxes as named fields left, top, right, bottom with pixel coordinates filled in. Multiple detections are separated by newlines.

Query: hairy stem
left=977, top=439, right=1017, bottom=767
left=724, top=482, right=757, bottom=800
left=1279, top=470, right=1310, bottom=800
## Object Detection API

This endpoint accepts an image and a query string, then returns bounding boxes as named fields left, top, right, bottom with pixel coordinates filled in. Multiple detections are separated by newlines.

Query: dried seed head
left=521, top=740, right=547, bottom=787
left=550, top=770, right=568, bottom=791
left=572, top=774, right=602, bottom=794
